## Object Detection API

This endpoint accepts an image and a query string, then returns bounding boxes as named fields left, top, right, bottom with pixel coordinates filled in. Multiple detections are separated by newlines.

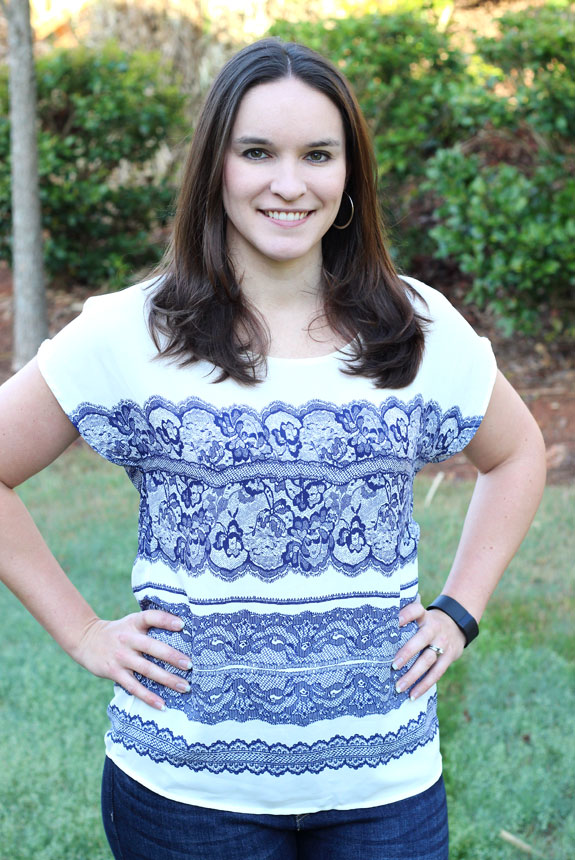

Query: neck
left=228, top=240, right=323, bottom=313
left=225, top=236, right=348, bottom=358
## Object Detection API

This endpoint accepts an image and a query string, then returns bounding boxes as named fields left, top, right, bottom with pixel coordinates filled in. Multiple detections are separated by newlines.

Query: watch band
left=427, top=594, right=479, bottom=647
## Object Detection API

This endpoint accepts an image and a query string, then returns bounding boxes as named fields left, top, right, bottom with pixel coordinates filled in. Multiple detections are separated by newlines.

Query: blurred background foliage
left=0, top=0, right=573, bottom=338
left=271, top=1, right=575, bottom=339
left=0, top=42, right=186, bottom=286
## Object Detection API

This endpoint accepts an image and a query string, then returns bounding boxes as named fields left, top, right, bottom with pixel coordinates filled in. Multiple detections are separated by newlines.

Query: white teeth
left=264, top=211, right=308, bottom=222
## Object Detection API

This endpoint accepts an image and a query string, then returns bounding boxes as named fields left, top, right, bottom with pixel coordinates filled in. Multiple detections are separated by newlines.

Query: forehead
left=231, top=77, right=344, bottom=142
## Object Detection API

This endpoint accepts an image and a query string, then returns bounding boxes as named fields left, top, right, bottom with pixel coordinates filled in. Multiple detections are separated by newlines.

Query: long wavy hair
left=148, top=38, right=427, bottom=387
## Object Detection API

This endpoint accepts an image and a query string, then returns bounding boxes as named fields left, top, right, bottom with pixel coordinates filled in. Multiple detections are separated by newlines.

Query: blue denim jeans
left=101, top=757, right=448, bottom=860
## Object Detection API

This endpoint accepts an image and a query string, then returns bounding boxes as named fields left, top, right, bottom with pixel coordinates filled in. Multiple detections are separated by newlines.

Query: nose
left=269, top=159, right=306, bottom=200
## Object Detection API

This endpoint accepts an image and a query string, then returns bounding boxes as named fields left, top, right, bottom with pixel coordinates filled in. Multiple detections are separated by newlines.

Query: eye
left=306, top=151, right=331, bottom=163
left=242, top=149, right=269, bottom=160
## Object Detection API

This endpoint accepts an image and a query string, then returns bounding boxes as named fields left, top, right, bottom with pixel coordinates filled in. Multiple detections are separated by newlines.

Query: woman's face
left=222, top=77, right=347, bottom=273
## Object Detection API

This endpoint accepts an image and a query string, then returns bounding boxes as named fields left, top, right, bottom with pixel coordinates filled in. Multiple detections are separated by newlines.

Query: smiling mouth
left=261, top=210, right=310, bottom=222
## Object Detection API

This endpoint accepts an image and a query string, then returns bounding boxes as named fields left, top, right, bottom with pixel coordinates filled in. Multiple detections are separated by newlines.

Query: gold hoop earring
left=333, top=192, right=355, bottom=230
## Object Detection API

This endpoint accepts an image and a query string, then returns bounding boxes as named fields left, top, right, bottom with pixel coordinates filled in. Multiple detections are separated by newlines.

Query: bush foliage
left=0, top=43, right=186, bottom=286
left=424, top=149, right=575, bottom=336
left=271, top=5, right=575, bottom=338
left=270, top=13, right=501, bottom=182
left=475, top=2, right=575, bottom=138
left=1, top=6, right=573, bottom=335
left=428, top=2, right=575, bottom=336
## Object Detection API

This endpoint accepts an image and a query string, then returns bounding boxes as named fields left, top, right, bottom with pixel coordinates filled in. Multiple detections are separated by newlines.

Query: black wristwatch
left=427, top=595, right=479, bottom=647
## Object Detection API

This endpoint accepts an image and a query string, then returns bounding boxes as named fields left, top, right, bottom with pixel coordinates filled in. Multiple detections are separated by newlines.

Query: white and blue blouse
left=37, top=276, right=496, bottom=813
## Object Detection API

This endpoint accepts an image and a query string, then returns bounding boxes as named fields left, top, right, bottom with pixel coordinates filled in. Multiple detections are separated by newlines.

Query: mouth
left=260, top=210, right=311, bottom=223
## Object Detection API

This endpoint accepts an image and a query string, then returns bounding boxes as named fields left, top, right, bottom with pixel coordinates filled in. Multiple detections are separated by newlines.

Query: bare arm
left=0, top=359, right=193, bottom=710
left=393, top=370, right=547, bottom=698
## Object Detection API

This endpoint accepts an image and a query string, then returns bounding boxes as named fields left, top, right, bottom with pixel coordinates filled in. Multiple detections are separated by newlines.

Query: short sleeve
left=36, top=285, right=154, bottom=466
left=401, top=276, right=498, bottom=466
left=39, top=295, right=109, bottom=413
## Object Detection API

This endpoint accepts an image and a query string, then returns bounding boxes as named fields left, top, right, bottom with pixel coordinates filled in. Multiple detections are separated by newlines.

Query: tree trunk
left=5, top=0, right=48, bottom=371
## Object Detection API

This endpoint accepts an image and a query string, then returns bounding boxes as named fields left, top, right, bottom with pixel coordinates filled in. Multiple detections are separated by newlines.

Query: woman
left=0, top=39, right=546, bottom=859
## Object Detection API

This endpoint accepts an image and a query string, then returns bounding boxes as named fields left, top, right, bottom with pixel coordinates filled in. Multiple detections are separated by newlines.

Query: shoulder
left=45, top=277, right=166, bottom=361
left=78, top=277, right=160, bottom=333
left=399, top=275, right=458, bottom=321
left=36, top=277, right=165, bottom=406
left=399, top=274, right=489, bottom=352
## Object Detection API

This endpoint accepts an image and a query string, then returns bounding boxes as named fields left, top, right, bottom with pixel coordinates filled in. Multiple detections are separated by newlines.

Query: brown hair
left=148, top=38, right=427, bottom=387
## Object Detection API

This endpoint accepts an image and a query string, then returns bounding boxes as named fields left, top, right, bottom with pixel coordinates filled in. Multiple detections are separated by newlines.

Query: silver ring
left=427, top=644, right=444, bottom=656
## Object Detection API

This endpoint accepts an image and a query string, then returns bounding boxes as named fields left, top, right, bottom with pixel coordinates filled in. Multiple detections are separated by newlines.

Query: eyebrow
left=233, top=136, right=342, bottom=148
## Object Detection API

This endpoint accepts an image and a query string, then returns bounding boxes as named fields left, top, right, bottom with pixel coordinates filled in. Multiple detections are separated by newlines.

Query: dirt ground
left=1, top=260, right=573, bottom=485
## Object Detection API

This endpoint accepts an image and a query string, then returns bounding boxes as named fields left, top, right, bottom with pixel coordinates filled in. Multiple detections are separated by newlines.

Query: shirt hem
left=104, top=751, right=443, bottom=815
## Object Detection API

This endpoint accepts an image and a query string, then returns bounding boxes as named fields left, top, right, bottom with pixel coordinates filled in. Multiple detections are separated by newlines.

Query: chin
left=257, top=242, right=318, bottom=264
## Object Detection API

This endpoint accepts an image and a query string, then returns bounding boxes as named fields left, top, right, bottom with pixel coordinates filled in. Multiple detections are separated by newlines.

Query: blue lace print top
left=37, top=276, right=496, bottom=813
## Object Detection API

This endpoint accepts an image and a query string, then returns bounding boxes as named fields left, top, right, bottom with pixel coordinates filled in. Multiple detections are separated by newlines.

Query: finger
left=115, top=668, right=168, bottom=712
left=138, top=609, right=185, bottom=633
left=110, top=632, right=192, bottom=694
left=130, top=653, right=192, bottom=694
left=395, top=647, right=441, bottom=696
left=110, top=625, right=192, bottom=675
left=131, top=611, right=193, bottom=668
left=147, top=641, right=193, bottom=672
left=398, top=596, right=425, bottom=627
left=131, top=628, right=193, bottom=672
left=393, top=624, right=440, bottom=670
left=407, top=658, right=447, bottom=701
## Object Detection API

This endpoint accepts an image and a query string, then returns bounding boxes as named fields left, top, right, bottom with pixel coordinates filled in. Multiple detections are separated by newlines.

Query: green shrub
left=269, top=9, right=575, bottom=338
left=475, top=3, right=575, bottom=139
left=269, top=13, right=503, bottom=183
left=424, top=147, right=575, bottom=336
left=0, top=43, right=186, bottom=287
left=420, top=5, right=575, bottom=338
left=268, top=13, right=511, bottom=270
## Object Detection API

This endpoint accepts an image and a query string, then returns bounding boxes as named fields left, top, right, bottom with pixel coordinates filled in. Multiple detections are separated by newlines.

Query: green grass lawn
left=0, top=445, right=573, bottom=859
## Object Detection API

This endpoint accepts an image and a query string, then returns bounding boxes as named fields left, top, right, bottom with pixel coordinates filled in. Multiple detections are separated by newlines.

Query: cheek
left=222, top=158, right=260, bottom=213
left=325, top=166, right=348, bottom=204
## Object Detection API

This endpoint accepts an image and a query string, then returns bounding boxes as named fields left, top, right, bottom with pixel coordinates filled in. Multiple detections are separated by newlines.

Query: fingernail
left=173, top=619, right=185, bottom=630
left=178, top=659, right=193, bottom=670
left=155, top=701, right=167, bottom=711
left=398, top=615, right=405, bottom=627
left=395, top=681, right=404, bottom=693
left=176, top=680, right=191, bottom=693
left=410, top=693, right=417, bottom=702
left=392, top=659, right=402, bottom=670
